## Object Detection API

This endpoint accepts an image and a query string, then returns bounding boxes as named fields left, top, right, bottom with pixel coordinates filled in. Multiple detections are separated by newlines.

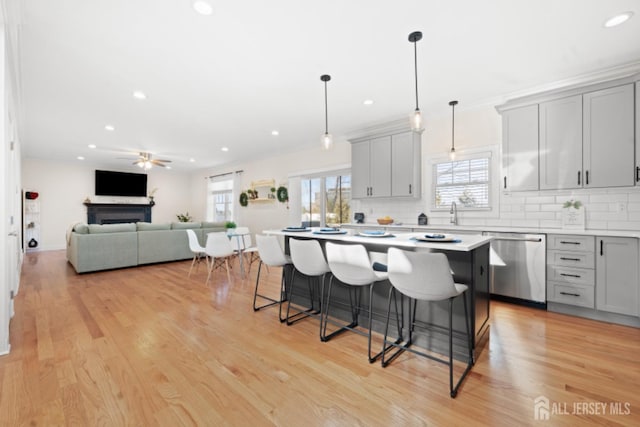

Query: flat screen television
left=95, top=170, right=148, bottom=197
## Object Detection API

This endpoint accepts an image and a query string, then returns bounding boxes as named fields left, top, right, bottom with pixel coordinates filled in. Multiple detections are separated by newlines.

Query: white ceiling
left=9, top=0, right=640, bottom=172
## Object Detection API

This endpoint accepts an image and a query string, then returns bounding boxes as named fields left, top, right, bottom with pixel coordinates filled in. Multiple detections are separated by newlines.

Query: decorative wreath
left=276, top=186, right=288, bottom=203
left=239, top=192, right=248, bottom=207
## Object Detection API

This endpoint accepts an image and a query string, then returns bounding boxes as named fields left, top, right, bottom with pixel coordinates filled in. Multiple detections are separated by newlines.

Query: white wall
left=190, top=139, right=352, bottom=235
left=21, top=159, right=193, bottom=250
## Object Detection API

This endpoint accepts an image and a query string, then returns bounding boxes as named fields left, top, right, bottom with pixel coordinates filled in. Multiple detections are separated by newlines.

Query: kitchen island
left=265, top=228, right=492, bottom=358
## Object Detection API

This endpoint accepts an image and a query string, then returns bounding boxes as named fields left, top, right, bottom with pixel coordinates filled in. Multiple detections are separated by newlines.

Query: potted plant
left=269, top=187, right=277, bottom=199
left=176, top=212, right=193, bottom=222
left=224, top=221, right=237, bottom=235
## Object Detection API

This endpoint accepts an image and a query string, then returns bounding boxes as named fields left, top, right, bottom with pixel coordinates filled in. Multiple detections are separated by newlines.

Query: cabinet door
left=391, top=132, right=419, bottom=197
left=501, top=105, right=539, bottom=191
left=369, top=136, right=391, bottom=197
left=351, top=141, right=370, bottom=199
left=596, top=237, right=639, bottom=316
left=539, top=95, right=582, bottom=190
left=636, top=82, right=640, bottom=186
left=583, top=84, right=634, bottom=188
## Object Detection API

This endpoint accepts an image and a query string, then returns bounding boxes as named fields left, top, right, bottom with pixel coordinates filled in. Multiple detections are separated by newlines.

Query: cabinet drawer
left=547, top=250, right=595, bottom=268
left=547, top=282, right=595, bottom=308
left=547, top=234, right=595, bottom=252
left=547, top=265, right=595, bottom=286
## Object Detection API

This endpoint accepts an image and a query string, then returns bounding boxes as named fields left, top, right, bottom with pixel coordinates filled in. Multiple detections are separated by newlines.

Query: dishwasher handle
left=490, top=236, right=543, bottom=243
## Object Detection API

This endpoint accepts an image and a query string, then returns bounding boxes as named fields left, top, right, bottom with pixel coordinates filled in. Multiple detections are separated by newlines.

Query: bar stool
left=253, top=235, right=291, bottom=312
left=285, top=238, right=330, bottom=326
left=322, top=242, right=401, bottom=363
left=382, top=248, right=473, bottom=398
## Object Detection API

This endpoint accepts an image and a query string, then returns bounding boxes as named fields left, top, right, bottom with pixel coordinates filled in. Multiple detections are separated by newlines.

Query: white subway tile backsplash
left=526, top=196, right=556, bottom=204
left=524, top=204, right=540, bottom=212
left=607, top=221, right=640, bottom=230
left=526, top=212, right=556, bottom=220
left=589, top=194, right=627, bottom=203
left=539, top=219, right=562, bottom=228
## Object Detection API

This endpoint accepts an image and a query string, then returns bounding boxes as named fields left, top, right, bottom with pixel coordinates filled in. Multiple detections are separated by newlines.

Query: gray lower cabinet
left=596, top=237, right=639, bottom=316
left=546, top=234, right=595, bottom=308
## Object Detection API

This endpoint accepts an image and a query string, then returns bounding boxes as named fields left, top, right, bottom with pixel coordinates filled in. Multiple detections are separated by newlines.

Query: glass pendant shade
left=411, top=109, right=423, bottom=132
left=449, top=147, right=456, bottom=160
left=322, top=132, right=334, bottom=151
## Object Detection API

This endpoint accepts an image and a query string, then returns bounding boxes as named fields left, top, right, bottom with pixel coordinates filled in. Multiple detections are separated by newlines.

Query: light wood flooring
left=1, top=250, right=639, bottom=426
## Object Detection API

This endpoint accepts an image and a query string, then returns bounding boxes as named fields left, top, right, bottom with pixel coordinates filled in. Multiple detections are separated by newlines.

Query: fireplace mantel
left=85, top=203, right=153, bottom=224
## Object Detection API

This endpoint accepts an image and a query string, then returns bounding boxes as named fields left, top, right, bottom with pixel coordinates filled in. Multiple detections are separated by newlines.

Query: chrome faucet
left=449, top=201, right=458, bottom=225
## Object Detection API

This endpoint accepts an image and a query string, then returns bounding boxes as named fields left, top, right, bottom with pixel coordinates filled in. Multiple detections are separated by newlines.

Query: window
left=207, top=177, right=234, bottom=222
left=433, top=156, right=490, bottom=210
left=300, top=172, right=351, bottom=227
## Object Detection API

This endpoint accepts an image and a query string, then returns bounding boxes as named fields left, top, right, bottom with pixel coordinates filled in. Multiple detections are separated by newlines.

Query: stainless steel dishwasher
left=484, top=232, right=546, bottom=306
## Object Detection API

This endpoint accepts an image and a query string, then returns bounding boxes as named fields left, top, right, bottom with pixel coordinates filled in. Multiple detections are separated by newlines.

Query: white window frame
left=206, top=176, right=234, bottom=222
left=430, top=150, right=493, bottom=211
left=289, top=166, right=351, bottom=228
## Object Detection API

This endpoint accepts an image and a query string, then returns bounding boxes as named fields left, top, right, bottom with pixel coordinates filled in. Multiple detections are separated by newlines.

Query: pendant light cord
left=413, top=40, right=419, bottom=110
left=324, top=80, right=329, bottom=134
left=451, top=102, right=455, bottom=151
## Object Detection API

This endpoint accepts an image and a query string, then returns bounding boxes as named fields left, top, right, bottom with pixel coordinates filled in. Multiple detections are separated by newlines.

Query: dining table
left=264, top=227, right=492, bottom=358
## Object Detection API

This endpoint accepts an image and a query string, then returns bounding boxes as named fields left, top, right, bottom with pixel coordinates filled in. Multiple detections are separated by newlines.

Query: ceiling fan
left=133, top=152, right=172, bottom=170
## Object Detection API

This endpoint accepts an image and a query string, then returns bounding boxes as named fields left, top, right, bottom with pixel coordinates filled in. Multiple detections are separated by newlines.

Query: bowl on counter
left=377, top=218, right=394, bottom=225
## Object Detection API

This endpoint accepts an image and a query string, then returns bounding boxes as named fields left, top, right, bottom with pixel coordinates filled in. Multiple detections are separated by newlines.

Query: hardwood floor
left=1, top=250, right=639, bottom=426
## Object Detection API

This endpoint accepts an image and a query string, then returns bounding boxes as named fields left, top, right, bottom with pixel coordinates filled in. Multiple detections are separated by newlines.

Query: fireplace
left=86, top=203, right=152, bottom=224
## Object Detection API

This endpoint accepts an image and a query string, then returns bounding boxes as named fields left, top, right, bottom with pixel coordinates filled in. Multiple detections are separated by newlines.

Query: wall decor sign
left=562, top=199, right=585, bottom=230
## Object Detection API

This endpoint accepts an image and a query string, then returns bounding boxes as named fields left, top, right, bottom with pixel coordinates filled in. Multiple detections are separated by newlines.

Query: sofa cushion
left=171, top=221, right=201, bottom=229
left=73, top=223, right=89, bottom=234
left=88, top=223, right=137, bottom=234
left=137, top=222, right=171, bottom=231
left=201, top=221, right=226, bottom=229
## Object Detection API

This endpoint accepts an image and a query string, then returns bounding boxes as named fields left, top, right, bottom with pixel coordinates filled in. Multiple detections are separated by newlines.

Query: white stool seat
left=322, top=242, right=399, bottom=363
left=382, top=248, right=474, bottom=398
left=253, top=235, right=291, bottom=312
left=285, top=238, right=330, bottom=326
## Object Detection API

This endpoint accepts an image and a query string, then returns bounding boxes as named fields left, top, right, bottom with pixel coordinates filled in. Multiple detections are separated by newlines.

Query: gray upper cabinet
left=499, top=76, right=638, bottom=192
left=501, top=104, right=539, bottom=191
left=351, top=136, right=391, bottom=198
left=583, top=84, right=635, bottom=188
left=596, top=237, right=639, bottom=316
left=539, top=95, right=583, bottom=190
left=351, top=129, right=421, bottom=199
left=390, top=131, right=421, bottom=197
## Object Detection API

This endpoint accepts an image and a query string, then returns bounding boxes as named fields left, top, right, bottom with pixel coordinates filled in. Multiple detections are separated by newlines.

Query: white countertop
left=264, top=228, right=492, bottom=252
left=342, top=223, right=640, bottom=239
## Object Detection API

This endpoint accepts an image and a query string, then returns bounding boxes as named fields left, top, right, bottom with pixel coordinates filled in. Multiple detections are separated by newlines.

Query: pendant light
left=408, top=31, right=423, bottom=132
left=449, top=100, right=458, bottom=160
left=320, top=74, right=333, bottom=150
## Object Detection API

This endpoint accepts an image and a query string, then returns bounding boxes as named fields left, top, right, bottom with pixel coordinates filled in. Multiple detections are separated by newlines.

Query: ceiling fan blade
left=154, top=159, right=172, bottom=163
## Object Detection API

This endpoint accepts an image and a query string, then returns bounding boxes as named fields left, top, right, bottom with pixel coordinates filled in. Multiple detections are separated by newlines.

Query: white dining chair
left=383, top=248, right=474, bottom=398
left=205, top=232, right=236, bottom=284
left=186, top=229, right=208, bottom=277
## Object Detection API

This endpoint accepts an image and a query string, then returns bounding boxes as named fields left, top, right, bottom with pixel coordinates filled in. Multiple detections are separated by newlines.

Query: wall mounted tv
left=95, top=170, right=148, bottom=197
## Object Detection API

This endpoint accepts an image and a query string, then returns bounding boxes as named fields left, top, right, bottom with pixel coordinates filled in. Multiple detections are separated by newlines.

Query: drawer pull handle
left=560, top=241, right=580, bottom=245
left=560, top=273, right=581, bottom=278
left=560, top=291, right=580, bottom=297
left=559, top=257, right=581, bottom=261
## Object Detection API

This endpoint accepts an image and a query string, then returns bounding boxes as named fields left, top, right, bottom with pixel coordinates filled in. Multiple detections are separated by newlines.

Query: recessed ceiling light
left=604, top=11, right=634, bottom=28
left=166, top=166, right=172, bottom=170
left=77, top=156, right=85, bottom=160
left=193, top=1, right=213, bottom=15
left=133, top=90, right=146, bottom=100
left=189, top=158, right=195, bottom=163
left=88, top=144, right=96, bottom=149
left=271, top=130, right=279, bottom=136
left=363, top=99, right=374, bottom=105
left=104, top=125, right=115, bottom=131
left=221, top=147, right=229, bottom=152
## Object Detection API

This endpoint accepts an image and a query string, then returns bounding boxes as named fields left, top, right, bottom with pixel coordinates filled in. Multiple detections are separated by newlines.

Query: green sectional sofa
left=66, top=221, right=226, bottom=273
